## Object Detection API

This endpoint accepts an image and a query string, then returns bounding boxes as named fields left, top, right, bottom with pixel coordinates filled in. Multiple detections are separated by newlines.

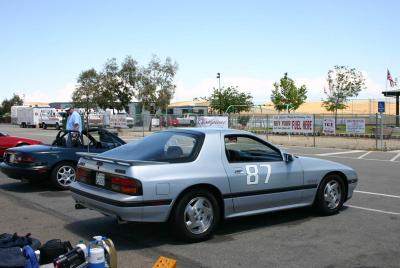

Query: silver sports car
left=70, top=128, right=357, bottom=241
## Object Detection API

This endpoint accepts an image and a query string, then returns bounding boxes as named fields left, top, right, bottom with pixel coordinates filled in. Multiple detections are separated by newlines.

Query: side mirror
left=283, top=153, right=293, bottom=163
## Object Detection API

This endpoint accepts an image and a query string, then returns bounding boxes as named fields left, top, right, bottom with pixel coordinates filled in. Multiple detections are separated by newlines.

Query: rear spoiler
left=77, top=152, right=168, bottom=166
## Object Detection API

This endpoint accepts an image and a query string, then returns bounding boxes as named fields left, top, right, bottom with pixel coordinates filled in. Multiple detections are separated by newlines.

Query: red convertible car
left=0, top=132, right=43, bottom=160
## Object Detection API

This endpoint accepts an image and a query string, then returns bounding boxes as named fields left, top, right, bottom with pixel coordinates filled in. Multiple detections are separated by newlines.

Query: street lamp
left=217, top=73, right=221, bottom=114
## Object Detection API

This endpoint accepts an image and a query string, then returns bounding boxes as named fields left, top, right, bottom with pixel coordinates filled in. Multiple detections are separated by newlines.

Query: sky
left=0, top=0, right=399, bottom=104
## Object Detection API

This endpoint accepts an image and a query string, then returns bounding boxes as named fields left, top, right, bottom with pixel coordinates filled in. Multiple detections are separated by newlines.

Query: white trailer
left=11, top=106, right=28, bottom=125
left=16, top=106, right=54, bottom=128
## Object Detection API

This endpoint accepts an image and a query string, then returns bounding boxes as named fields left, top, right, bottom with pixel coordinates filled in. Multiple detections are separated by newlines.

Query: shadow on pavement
left=65, top=207, right=316, bottom=250
left=0, top=180, right=53, bottom=193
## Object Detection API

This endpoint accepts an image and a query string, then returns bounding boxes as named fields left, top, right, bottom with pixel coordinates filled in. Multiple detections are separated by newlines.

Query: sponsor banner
left=323, top=118, right=336, bottom=135
left=88, top=114, right=103, bottom=125
left=151, top=118, right=160, bottom=127
left=272, top=115, right=314, bottom=134
left=110, top=114, right=127, bottom=128
left=197, top=116, right=228, bottom=128
left=345, top=118, right=365, bottom=134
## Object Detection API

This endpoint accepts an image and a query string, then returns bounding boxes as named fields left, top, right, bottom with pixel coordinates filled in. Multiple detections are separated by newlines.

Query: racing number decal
left=245, top=164, right=271, bottom=185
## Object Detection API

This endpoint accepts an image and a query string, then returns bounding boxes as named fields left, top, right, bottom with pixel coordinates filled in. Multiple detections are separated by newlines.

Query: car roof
left=166, top=127, right=253, bottom=135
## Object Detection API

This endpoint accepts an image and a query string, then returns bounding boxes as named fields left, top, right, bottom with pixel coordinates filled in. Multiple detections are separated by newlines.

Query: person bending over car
left=65, top=106, right=82, bottom=147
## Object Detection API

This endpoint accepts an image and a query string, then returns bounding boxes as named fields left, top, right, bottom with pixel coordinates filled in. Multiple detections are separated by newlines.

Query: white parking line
left=355, top=190, right=400, bottom=199
left=390, top=152, right=400, bottom=162
left=317, top=150, right=364, bottom=156
left=300, top=154, right=400, bottom=163
left=346, top=205, right=400, bottom=216
left=357, top=151, right=372, bottom=159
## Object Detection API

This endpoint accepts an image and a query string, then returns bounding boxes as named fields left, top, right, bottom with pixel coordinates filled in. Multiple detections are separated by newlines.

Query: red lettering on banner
left=292, top=121, right=301, bottom=130
left=303, top=120, right=312, bottom=130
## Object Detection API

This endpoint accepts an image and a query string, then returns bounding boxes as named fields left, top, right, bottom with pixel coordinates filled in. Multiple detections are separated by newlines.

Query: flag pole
left=386, top=69, right=388, bottom=92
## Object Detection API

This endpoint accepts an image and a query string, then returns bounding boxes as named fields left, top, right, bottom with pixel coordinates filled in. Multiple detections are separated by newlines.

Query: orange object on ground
left=152, top=256, right=177, bottom=268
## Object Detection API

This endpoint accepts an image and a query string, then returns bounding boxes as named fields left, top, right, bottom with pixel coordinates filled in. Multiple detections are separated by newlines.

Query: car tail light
left=111, top=176, right=142, bottom=195
left=76, top=167, right=90, bottom=183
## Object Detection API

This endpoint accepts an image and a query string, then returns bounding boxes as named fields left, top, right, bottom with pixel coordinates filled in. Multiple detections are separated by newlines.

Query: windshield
left=0, top=132, right=9, bottom=137
left=101, top=131, right=204, bottom=163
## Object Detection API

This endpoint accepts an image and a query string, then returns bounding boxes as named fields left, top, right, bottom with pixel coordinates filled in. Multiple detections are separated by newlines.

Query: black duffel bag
left=39, top=239, right=73, bottom=265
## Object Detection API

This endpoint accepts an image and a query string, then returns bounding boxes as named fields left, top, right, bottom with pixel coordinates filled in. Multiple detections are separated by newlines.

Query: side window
left=92, top=131, right=121, bottom=149
left=225, top=135, right=282, bottom=163
left=164, top=134, right=197, bottom=161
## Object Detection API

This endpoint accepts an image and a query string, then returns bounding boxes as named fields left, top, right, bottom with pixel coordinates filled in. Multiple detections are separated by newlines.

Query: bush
left=238, top=115, right=250, bottom=127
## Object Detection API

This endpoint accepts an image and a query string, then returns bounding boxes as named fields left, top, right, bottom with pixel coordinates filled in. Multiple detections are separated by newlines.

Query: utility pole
left=217, top=73, right=221, bottom=115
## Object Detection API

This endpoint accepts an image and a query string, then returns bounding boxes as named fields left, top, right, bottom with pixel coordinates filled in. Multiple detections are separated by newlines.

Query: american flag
left=387, top=69, right=396, bottom=87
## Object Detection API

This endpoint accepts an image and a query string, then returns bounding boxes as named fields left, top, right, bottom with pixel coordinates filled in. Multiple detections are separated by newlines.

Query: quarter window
left=225, top=135, right=282, bottom=163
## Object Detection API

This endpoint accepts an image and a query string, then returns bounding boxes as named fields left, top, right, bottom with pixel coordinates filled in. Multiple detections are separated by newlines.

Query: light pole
left=217, top=73, right=221, bottom=115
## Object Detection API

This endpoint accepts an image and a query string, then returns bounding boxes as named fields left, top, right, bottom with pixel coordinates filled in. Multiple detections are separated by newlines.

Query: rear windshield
left=100, top=131, right=204, bottom=163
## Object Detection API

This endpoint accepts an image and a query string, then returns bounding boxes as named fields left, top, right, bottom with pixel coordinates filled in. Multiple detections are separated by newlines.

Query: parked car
left=70, top=128, right=358, bottom=242
left=0, top=132, right=43, bottom=160
left=161, top=115, right=196, bottom=127
left=0, top=128, right=125, bottom=190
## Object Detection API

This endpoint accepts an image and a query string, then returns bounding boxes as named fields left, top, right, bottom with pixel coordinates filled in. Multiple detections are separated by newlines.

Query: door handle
left=234, top=169, right=244, bottom=174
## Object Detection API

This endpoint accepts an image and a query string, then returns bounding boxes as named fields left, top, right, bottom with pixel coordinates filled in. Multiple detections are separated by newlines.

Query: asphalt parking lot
left=1, top=125, right=400, bottom=267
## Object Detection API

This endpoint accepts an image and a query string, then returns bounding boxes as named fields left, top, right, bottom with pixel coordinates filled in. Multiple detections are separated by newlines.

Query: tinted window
left=101, top=131, right=204, bottom=163
left=225, top=135, right=282, bottom=163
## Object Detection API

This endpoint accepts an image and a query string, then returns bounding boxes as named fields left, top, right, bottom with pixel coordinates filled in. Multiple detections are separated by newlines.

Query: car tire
left=172, top=188, right=220, bottom=242
left=50, top=162, right=76, bottom=190
left=315, top=174, right=345, bottom=215
left=42, top=123, right=47, bottom=129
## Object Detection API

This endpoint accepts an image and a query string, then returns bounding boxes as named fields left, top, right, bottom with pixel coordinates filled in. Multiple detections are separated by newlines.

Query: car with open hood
left=0, top=128, right=125, bottom=190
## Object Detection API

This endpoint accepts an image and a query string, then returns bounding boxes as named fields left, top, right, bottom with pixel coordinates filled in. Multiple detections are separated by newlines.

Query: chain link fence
left=228, top=114, right=400, bottom=150
left=104, top=113, right=400, bottom=150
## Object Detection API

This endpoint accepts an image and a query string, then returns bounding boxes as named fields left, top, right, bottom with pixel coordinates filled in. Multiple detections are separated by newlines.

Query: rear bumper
left=0, top=162, right=50, bottom=181
left=70, top=182, right=172, bottom=222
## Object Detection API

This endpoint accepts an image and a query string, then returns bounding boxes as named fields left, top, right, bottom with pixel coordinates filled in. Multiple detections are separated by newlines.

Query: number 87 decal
left=245, top=164, right=271, bottom=185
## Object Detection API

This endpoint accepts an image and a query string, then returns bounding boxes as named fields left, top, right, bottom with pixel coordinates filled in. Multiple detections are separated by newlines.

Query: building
left=167, top=100, right=209, bottom=115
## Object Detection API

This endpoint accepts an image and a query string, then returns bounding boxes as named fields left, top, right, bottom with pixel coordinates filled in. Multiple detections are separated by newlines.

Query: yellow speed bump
left=152, top=256, right=177, bottom=268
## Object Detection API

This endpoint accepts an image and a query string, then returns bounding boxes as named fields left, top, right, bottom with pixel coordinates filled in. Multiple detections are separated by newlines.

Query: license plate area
left=95, top=172, right=105, bottom=186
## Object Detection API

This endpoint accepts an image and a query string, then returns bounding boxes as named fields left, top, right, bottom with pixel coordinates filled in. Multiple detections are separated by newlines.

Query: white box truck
left=39, top=109, right=62, bottom=129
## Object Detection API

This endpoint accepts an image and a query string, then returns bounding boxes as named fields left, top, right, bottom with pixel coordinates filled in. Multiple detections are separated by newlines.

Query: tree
left=137, top=55, right=178, bottom=115
left=72, top=69, right=100, bottom=130
left=322, top=66, right=365, bottom=123
left=119, top=56, right=139, bottom=114
left=97, top=58, right=120, bottom=112
left=96, top=57, right=140, bottom=114
left=271, top=73, right=307, bottom=113
left=208, top=86, right=253, bottom=114
left=0, top=94, right=24, bottom=116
